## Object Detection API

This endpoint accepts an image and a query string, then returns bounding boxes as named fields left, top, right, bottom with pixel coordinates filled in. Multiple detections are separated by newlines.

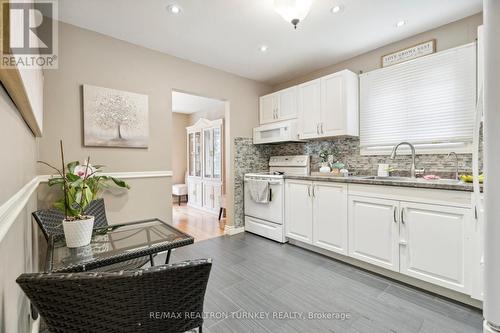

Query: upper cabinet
left=259, top=86, right=298, bottom=124
left=298, top=70, right=359, bottom=139
left=258, top=69, right=358, bottom=138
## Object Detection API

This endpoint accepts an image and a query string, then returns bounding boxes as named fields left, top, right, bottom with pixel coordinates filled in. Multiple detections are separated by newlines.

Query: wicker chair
left=32, top=199, right=152, bottom=271
left=17, top=259, right=212, bottom=333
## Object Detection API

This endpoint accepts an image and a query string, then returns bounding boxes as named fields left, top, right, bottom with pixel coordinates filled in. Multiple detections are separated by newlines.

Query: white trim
left=224, top=225, right=245, bottom=235
left=0, top=176, right=40, bottom=242
left=1, top=171, right=173, bottom=242
left=38, top=170, right=173, bottom=182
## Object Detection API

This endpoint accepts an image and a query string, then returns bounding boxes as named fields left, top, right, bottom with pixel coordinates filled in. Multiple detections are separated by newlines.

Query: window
left=359, top=43, right=477, bottom=155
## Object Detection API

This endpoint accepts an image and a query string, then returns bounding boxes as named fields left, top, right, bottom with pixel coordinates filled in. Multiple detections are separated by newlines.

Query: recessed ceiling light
left=331, top=5, right=343, bottom=14
left=260, top=45, right=268, bottom=52
left=166, top=4, right=182, bottom=14
left=396, top=20, right=406, bottom=28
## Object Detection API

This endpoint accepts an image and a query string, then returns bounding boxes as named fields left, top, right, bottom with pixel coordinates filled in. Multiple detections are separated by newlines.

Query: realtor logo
left=1, top=0, right=58, bottom=68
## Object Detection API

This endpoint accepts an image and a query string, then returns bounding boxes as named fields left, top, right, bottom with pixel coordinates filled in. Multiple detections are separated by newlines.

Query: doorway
left=171, top=90, right=227, bottom=241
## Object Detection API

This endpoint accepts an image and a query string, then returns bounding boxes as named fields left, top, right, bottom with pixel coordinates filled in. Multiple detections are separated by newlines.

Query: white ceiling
left=172, top=91, right=225, bottom=114
left=54, top=0, right=482, bottom=85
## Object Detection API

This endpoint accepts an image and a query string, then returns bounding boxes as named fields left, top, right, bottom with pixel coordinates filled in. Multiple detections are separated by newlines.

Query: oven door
left=244, top=178, right=283, bottom=224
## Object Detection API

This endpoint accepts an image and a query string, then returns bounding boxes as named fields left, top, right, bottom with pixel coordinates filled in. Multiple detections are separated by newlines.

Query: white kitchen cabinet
left=297, top=70, right=358, bottom=139
left=259, top=93, right=276, bottom=125
left=259, top=87, right=297, bottom=125
left=399, top=202, right=471, bottom=294
left=348, top=196, right=400, bottom=272
left=297, top=79, right=321, bottom=139
left=312, top=183, right=348, bottom=255
left=285, top=180, right=348, bottom=253
left=285, top=180, right=313, bottom=243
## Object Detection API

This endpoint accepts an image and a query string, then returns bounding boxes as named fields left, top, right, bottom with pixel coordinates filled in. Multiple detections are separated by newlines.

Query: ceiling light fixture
left=166, top=4, right=182, bottom=14
left=260, top=45, right=269, bottom=52
left=331, top=5, right=342, bottom=14
left=396, top=20, right=406, bottom=28
left=274, top=0, right=313, bottom=29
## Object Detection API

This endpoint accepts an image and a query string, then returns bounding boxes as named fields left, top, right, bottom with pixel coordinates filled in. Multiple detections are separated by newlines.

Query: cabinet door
left=312, top=183, right=348, bottom=255
left=321, top=73, right=345, bottom=136
left=297, top=79, right=321, bottom=139
left=213, top=126, right=222, bottom=180
left=260, top=93, right=277, bottom=125
left=213, top=184, right=222, bottom=211
left=348, top=196, right=400, bottom=271
left=400, top=202, right=471, bottom=293
left=203, top=129, right=213, bottom=179
left=285, top=180, right=313, bottom=243
left=277, top=87, right=297, bottom=120
left=203, top=183, right=214, bottom=210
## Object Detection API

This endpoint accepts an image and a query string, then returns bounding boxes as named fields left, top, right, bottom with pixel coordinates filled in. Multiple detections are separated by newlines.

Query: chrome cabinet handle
left=312, top=185, right=316, bottom=198
left=321, top=123, right=324, bottom=134
left=393, top=207, right=397, bottom=223
left=401, top=208, right=405, bottom=224
left=316, top=124, right=319, bottom=135
left=307, top=185, right=311, bottom=197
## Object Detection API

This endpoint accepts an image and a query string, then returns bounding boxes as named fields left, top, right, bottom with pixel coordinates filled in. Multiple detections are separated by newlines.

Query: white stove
left=244, top=155, right=310, bottom=243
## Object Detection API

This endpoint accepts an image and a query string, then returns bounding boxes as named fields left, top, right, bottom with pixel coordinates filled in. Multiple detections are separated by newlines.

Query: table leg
left=149, top=254, right=155, bottom=267
left=165, top=249, right=171, bottom=264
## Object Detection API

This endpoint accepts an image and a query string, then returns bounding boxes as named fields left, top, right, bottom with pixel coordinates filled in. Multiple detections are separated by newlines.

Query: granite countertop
left=285, top=174, right=476, bottom=192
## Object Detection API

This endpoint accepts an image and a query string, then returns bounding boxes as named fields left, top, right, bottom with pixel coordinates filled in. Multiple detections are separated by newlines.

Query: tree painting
left=83, top=85, right=148, bottom=148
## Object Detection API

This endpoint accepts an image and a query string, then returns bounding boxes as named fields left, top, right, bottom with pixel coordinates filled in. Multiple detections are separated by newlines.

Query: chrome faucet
left=447, top=152, right=459, bottom=180
left=390, top=142, right=417, bottom=178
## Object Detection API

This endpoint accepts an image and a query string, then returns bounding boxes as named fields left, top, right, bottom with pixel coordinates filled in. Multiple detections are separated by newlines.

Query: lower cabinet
left=188, top=178, right=203, bottom=208
left=348, top=196, right=400, bottom=272
left=348, top=195, right=472, bottom=293
left=285, top=180, right=348, bottom=255
left=284, top=182, right=476, bottom=296
left=188, top=178, right=221, bottom=214
left=285, top=180, right=313, bottom=243
left=313, top=182, right=348, bottom=255
left=203, top=181, right=222, bottom=213
left=399, top=202, right=471, bottom=294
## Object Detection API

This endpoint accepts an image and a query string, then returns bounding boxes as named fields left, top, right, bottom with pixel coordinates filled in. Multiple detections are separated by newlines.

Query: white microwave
left=253, top=120, right=303, bottom=144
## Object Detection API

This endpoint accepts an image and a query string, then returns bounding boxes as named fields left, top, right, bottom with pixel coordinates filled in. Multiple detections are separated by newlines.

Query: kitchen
left=241, top=5, right=496, bottom=332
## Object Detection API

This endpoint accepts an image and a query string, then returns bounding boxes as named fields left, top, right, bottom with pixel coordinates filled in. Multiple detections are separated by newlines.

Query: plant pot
left=319, top=163, right=331, bottom=173
left=62, top=216, right=95, bottom=248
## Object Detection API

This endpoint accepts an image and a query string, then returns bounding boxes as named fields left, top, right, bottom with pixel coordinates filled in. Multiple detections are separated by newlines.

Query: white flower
left=74, top=161, right=96, bottom=178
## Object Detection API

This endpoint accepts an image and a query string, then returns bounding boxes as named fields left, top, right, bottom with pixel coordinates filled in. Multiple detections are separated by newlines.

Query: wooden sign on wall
left=382, top=40, right=436, bottom=67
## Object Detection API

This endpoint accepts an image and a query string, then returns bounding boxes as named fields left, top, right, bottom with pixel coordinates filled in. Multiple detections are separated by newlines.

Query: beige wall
left=171, top=113, right=190, bottom=184
left=273, top=14, right=482, bottom=91
left=39, top=22, right=271, bottom=225
left=0, top=86, right=38, bottom=332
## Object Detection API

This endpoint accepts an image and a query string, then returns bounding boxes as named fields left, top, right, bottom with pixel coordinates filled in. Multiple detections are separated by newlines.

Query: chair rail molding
left=0, top=177, right=40, bottom=242
left=0, top=171, right=172, bottom=242
left=38, top=170, right=173, bottom=182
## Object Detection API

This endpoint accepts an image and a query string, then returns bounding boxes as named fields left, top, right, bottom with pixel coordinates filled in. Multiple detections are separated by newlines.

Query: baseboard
left=224, top=225, right=245, bottom=235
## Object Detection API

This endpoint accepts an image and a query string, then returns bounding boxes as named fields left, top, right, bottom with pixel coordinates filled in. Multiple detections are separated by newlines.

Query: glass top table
left=45, top=219, right=194, bottom=273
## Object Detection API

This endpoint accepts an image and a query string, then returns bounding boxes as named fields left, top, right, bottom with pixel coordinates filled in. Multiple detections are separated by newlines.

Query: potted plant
left=39, top=141, right=130, bottom=248
left=319, top=149, right=331, bottom=173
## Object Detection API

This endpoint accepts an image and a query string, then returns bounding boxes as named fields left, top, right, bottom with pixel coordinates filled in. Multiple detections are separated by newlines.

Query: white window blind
left=360, top=43, right=476, bottom=154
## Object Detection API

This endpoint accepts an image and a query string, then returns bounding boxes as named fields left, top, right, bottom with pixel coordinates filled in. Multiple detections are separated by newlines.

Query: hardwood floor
left=158, top=232, right=483, bottom=333
left=172, top=203, right=225, bottom=242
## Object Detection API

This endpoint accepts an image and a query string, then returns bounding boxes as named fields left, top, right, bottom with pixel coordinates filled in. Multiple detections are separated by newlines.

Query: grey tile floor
left=157, top=232, right=483, bottom=333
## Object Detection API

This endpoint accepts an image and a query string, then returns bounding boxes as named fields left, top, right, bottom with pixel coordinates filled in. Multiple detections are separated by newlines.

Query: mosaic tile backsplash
left=234, top=136, right=482, bottom=227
